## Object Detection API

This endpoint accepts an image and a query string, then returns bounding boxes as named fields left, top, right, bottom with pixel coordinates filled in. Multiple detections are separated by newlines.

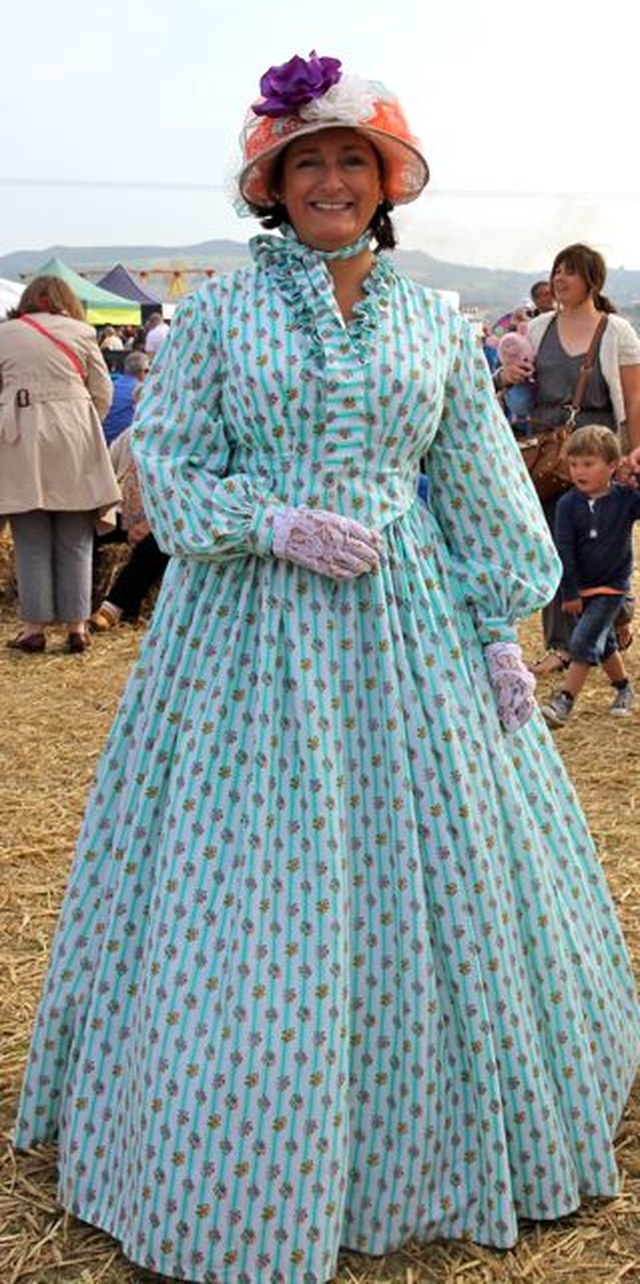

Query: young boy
left=541, top=425, right=640, bottom=727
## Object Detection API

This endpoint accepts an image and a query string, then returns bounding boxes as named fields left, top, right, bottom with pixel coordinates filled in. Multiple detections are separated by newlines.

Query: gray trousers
left=10, top=509, right=95, bottom=623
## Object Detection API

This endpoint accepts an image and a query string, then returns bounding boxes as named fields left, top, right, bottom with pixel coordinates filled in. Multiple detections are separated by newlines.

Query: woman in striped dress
left=15, top=52, right=640, bottom=1284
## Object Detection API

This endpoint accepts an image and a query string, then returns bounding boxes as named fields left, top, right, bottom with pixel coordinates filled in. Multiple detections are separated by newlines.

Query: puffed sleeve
left=131, top=285, right=278, bottom=560
left=426, top=309, right=561, bottom=645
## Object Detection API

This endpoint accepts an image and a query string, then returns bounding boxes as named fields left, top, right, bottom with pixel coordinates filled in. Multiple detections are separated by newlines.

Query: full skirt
left=15, top=504, right=640, bottom=1283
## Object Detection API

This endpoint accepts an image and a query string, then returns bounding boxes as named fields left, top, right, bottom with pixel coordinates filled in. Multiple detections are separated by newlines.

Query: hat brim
left=238, top=119, right=429, bottom=210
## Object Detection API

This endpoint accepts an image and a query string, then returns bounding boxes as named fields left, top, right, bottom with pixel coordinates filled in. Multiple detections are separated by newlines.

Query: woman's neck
left=558, top=296, right=599, bottom=322
left=327, top=251, right=375, bottom=320
left=555, top=296, right=603, bottom=355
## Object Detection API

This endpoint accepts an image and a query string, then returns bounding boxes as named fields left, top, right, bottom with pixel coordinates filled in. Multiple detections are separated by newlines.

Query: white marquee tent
left=0, top=277, right=22, bottom=318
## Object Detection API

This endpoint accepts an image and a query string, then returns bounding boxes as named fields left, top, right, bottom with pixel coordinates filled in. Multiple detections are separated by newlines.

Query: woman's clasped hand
left=270, top=504, right=382, bottom=578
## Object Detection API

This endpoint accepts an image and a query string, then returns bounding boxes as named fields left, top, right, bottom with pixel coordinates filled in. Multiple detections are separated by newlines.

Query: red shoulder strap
left=19, top=315, right=87, bottom=381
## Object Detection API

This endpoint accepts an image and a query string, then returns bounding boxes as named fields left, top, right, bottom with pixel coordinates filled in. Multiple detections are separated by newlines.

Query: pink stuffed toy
left=497, top=324, right=536, bottom=430
left=498, top=323, right=535, bottom=375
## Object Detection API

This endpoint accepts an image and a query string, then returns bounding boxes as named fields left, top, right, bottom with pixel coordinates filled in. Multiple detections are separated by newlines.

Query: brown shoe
left=528, top=649, right=570, bottom=677
left=7, top=632, right=46, bottom=653
left=66, top=631, right=91, bottom=653
left=89, top=602, right=121, bottom=632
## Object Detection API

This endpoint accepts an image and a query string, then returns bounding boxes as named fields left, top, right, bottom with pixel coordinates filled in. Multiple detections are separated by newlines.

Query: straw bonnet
left=238, top=51, right=429, bottom=210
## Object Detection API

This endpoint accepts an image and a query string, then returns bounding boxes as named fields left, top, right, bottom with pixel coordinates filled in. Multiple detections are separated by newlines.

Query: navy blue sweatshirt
left=554, top=483, right=640, bottom=602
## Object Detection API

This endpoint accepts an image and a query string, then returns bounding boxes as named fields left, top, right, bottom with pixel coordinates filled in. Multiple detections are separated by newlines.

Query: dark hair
left=551, top=243, right=617, bottom=314
left=17, top=275, right=85, bottom=321
left=246, top=139, right=398, bottom=253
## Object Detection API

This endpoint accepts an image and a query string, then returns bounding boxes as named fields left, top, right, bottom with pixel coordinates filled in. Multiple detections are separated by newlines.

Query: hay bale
left=0, top=524, right=16, bottom=604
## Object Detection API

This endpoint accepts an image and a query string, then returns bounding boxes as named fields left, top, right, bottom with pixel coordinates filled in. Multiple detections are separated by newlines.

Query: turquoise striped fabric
left=15, top=233, right=640, bottom=1284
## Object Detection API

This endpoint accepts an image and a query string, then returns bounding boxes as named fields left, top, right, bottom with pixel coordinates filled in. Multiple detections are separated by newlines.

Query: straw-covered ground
left=1, top=529, right=639, bottom=1284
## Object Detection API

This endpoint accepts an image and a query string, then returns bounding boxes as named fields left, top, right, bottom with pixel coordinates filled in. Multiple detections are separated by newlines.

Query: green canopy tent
left=34, top=257, right=141, bottom=325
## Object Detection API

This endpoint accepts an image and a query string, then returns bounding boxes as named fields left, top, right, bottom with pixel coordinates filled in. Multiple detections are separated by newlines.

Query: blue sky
left=2, top=0, right=639, bottom=271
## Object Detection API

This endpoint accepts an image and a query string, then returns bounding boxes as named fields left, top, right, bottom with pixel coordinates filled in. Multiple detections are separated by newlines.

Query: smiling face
left=277, top=127, right=384, bottom=251
left=552, top=260, right=590, bottom=308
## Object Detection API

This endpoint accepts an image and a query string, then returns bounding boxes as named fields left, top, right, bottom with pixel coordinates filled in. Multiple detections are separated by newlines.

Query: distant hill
left=3, top=239, right=640, bottom=318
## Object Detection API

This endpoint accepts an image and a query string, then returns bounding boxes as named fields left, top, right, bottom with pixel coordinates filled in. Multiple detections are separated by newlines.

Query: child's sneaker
left=610, top=684, right=635, bottom=716
left=541, top=691, right=574, bottom=727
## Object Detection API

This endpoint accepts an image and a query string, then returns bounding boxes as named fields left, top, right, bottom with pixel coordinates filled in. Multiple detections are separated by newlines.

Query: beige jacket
left=0, top=312, right=121, bottom=515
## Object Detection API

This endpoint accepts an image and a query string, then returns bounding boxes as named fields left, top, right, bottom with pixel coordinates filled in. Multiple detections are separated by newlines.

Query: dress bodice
left=132, top=232, right=560, bottom=643
left=210, top=233, right=453, bottom=527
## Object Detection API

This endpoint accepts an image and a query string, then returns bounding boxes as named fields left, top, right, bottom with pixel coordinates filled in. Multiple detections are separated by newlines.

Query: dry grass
left=1, top=527, right=639, bottom=1284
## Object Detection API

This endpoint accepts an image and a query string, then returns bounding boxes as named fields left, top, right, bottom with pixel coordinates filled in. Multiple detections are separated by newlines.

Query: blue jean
left=568, top=594, right=623, bottom=665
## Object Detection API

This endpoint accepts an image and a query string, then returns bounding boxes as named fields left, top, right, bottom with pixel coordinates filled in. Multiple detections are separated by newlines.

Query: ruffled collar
left=250, top=227, right=395, bottom=373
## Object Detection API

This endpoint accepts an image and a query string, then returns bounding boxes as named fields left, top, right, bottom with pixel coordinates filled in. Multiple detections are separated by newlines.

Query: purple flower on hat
left=253, top=50, right=342, bottom=118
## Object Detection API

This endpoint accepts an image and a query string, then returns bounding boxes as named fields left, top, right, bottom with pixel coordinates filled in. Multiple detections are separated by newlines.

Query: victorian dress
left=15, top=233, right=640, bottom=1284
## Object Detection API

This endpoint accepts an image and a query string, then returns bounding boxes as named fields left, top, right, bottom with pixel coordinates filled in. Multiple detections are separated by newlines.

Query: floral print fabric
left=15, top=234, right=640, bottom=1284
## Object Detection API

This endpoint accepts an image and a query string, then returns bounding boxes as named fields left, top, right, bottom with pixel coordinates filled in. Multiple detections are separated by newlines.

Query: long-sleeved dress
left=15, top=232, right=640, bottom=1284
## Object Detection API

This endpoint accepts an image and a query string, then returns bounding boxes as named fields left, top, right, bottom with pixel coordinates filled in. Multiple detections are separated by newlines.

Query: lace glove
left=269, top=506, right=382, bottom=580
left=485, top=642, right=536, bottom=732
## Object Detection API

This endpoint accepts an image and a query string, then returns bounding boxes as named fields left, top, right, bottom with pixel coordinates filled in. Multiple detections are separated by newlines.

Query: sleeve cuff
left=477, top=617, right=518, bottom=647
left=251, top=501, right=280, bottom=557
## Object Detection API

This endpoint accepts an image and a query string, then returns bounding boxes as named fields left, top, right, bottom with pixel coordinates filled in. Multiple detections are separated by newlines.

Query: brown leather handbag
left=520, top=315, right=608, bottom=503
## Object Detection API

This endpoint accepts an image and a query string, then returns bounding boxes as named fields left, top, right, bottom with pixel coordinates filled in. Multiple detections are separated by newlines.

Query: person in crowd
left=511, top=301, right=534, bottom=324
left=0, top=275, right=119, bottom=652
left=497, top=325, right=535, bottom=433
left=120, top=325, right=139, bottom=350
left=487, top=299, right=537, bottom=387
left=93, top=353, right=149, bottom=571
left=90, top=521, right=168, bottom=629
left=14, top=53, right=640, bottom=1283
left=541, top=425, right=640, bottom=725
left=90, top=424, right=169, bottom=629
left=100, top=348, right=126, bottom=375
left=101, top=350, right=149, bottom=446
left=499, top=242, right=640, bottom=674
left=99, top=324, right=124, bottom=352
left=530, top=278, right=554, bottom=315
left=122, top=324, right=147, bottom=352
left=480, top=319, right=501, bottom=375
left=144, top=310, right=169, bottom=359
